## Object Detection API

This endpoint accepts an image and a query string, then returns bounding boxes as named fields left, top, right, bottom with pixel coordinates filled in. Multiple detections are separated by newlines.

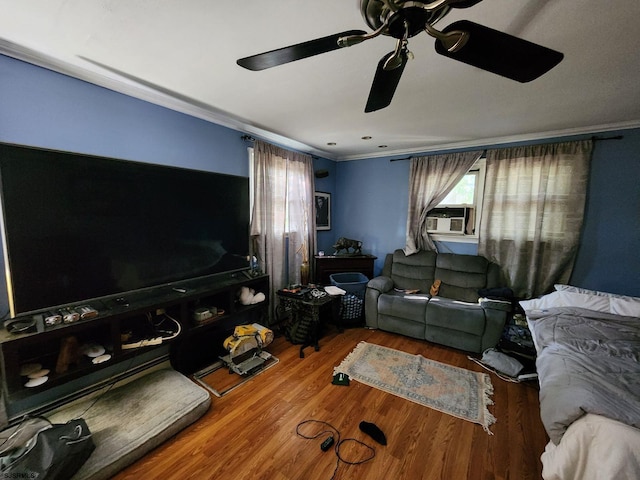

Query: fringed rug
left=334, top=341, right=496, bottom=433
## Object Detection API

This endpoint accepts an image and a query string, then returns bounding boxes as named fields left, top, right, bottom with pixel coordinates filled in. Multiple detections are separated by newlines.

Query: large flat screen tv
left=0, top=143, right=250, bottom=318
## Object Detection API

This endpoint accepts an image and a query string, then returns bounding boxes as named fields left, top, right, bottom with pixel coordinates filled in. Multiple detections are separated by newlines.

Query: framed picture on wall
left=315, top=192, right=331, bottom=231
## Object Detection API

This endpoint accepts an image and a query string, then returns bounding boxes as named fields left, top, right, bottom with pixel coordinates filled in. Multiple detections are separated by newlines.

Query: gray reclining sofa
left=365, top=249, right=510, bottom=353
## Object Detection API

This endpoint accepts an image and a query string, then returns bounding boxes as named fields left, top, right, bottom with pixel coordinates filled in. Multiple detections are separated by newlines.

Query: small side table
left=276, top=290, right=340, bottom=358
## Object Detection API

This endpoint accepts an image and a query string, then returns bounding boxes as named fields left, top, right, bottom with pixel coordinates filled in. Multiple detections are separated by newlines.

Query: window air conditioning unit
left=426, top=216, right=465, bottom=234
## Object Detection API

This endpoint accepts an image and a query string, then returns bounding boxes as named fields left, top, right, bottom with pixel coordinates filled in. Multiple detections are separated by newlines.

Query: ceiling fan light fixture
left=361, top=0, right=452, bottom=35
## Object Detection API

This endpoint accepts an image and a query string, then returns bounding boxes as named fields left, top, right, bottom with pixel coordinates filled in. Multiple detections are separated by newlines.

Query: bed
left=520, top=285, right=640, bottom=480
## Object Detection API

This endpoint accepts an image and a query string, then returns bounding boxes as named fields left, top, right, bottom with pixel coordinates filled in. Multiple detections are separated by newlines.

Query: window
left=440, top=171, right=478, bottom=206
left=427, top=158, right=485, bottom=240
left=248, top=144, right=315, bottom=287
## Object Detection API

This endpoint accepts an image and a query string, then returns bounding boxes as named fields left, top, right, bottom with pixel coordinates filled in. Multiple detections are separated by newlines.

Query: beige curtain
left=250, top=140, right=316, bottom=320
left=405, top=150, right=483, bottom=254
left=479, top=140, right=593, bottom=299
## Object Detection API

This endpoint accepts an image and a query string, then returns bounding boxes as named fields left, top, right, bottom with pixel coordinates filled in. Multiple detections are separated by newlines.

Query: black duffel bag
left=0, top=417, right=95, bottom=479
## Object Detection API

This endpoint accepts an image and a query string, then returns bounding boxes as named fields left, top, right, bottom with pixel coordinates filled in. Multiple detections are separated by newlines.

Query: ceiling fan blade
left=448, top=0, right=484, bottom=8
left=435, top=20, right=563, bottom=82
left=237, top=30, right=367, bottom=71
left=365, top=51, right=407, bottom=113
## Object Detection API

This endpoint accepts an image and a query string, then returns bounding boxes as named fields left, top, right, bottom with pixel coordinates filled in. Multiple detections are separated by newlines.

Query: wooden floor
left=113, top=327, right=548, bottom=480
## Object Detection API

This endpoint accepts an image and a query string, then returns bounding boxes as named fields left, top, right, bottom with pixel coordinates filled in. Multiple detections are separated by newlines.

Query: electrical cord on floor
left=296, top=419, right=375, bottom=480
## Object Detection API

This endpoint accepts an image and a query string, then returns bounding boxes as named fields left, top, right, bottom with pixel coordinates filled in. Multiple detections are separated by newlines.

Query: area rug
left=334, top=341, right=496, bottom=433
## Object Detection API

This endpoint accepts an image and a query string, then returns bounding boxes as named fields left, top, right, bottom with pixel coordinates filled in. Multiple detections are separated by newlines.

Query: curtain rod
left=389, top=149, right=487, bottom=163
left=389, top=135, right=624, bottom=162
left=591, top=135, right=624, bottom=141
left=240, top=135, right=320, bottom=160
left=389, top=155, right=414, bottom=162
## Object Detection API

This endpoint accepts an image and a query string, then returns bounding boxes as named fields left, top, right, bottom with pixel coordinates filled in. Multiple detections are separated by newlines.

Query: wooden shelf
left=0, top=273, right=270, bottom=408
left=314, top=254, right=376, bottom=284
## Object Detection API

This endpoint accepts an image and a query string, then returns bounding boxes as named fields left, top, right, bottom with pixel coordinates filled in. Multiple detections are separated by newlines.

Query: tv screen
left=0, top=143, right=250, bottom=317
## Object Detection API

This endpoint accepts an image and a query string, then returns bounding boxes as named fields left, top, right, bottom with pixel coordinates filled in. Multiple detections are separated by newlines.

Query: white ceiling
left=1, top=0, right=639, bottom=161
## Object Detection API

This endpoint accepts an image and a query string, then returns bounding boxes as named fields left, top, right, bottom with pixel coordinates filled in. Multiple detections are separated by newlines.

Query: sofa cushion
left=379, top=314, right=426, bottom=339
left=434, top=253, right=492, bottom=303
left=424, top=324, right=483, bottom=353
left=425, top=297, right=486, bottom=336
left=379, top=291, right=430, bottom=321
left=390, top=249, right=436, bottom=292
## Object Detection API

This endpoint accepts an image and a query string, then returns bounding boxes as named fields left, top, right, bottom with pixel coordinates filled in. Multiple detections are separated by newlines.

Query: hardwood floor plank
left=112, top=327, right=548, bottom=479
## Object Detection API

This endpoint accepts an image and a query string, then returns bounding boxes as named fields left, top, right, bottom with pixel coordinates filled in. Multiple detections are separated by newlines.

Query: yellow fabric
left=224, top=323, right=273, bottom=353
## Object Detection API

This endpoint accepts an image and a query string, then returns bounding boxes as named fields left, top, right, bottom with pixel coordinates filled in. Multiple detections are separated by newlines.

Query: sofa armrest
left=367, top=276, right=394, bottom=293
left=365, top=276, right=393, bottom=329
left=480, top=307, right=509, bottom=351
left=479, top=298, right=512, bottom=312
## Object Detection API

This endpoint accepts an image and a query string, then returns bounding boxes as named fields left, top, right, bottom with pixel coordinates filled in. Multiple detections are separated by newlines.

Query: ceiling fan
left=236, top=0, right=563, bottom=113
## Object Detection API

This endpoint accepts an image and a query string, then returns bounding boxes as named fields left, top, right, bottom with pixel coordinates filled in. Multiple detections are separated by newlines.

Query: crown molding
left=0, top=38, right=336, bottom=160
left=337, top=121, right=640, bottom=161
left=3, top=38, right=637, bottom=164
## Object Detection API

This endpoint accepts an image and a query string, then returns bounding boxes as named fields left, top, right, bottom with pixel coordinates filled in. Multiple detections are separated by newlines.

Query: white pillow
left=554, top=284, right=640, bottom=317
left=520, top=290, right=610, bottom=314
left=609, top=297, right=640, bottom=317
left=555, top=284, right=636, bottom=299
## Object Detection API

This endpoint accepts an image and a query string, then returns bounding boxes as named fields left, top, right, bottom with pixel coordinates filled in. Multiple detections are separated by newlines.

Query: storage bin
left=329, top=272, right=369, bottom=298
left=330, top=272, right=369, bottom=324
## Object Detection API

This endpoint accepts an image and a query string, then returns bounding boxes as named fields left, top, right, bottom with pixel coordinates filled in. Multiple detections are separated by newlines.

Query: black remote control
left=320, top=436, right=335, bottom=451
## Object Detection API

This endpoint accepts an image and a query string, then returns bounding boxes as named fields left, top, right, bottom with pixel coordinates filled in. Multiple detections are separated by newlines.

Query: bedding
left=540, top=414, right=640, bottom=480
left=522, top=287, right=640, bottom=480
left=525, top=306, right=640, bottom=445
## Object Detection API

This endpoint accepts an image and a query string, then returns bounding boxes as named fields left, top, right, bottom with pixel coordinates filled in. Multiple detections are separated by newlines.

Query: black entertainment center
left=0, top=142, right=268, bottom=421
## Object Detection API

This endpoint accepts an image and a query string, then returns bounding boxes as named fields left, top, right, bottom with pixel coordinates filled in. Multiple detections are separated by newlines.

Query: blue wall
left=572, top=130, right=640, bottom=295
left=335, top=156, right=409, bottom=260
left=311, top=156, right=337, bottom=254
left=2, top=53, right=638, bottom=300
left=0, top=56, right=250, bottom=176
left=334, top=129, right=640, bottom=297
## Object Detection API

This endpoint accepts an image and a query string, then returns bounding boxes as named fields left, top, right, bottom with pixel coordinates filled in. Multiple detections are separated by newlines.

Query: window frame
left=428, top=157, right=486, bottom=243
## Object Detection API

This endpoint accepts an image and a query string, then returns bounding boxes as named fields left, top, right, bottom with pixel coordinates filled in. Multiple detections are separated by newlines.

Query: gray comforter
left=528, top=306, right=640, bottom=445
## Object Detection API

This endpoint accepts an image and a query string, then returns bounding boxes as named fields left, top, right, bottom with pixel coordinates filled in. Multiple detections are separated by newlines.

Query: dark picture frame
left=314, top=191, right=331, bottom=231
